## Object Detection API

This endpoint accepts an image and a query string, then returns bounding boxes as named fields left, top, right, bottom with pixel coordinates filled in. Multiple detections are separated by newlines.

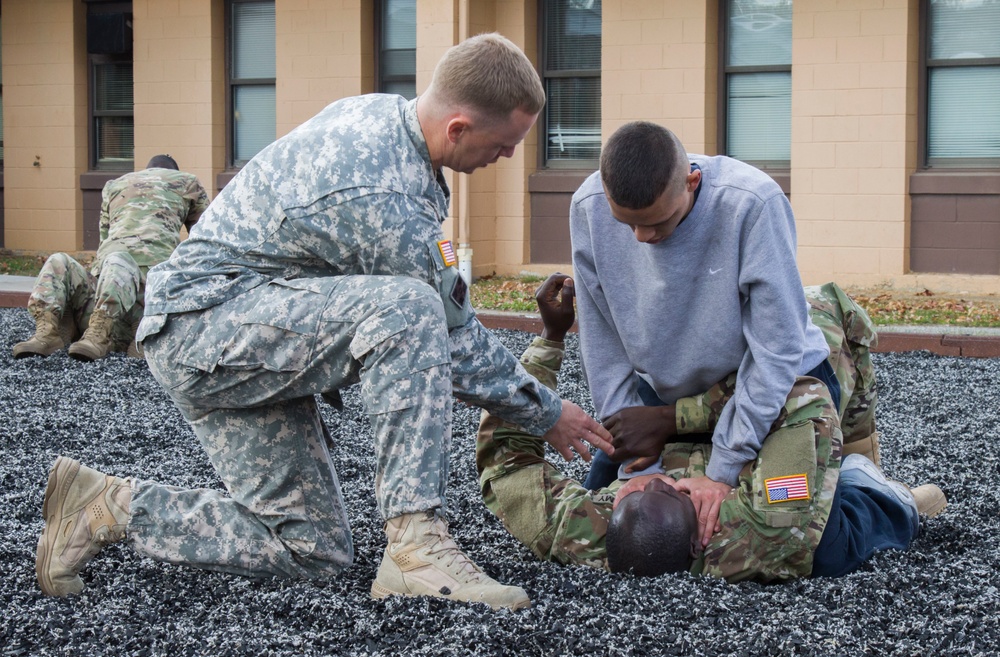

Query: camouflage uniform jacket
left=140, top=94, right=561, bottom=434
left=95, top=168, right=209, bottom=278
left=479, top=331, right=842, bottom=582
left=676, top=282, right=878, bottom=444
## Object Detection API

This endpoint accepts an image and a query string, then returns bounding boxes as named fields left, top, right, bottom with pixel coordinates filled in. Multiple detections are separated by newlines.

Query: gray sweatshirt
left=570, top=156, right=829, bottom=486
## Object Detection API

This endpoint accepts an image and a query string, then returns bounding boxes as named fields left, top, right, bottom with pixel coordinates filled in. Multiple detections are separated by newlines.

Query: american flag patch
left=765, top=474, right=810, bottom=504
left=438, top=240, right=457, bottom=267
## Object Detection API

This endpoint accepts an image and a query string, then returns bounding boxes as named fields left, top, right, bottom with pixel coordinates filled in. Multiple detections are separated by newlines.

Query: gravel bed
left=1, top=306, right=998, bottom=656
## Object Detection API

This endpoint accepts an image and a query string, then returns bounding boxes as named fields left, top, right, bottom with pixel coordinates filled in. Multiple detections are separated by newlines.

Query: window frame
left=86, top=2, right=134, bottom=173
left=225, top=0, right=276, bottom=169
left=718, top=0, right=792, bottom=175
left=538, top=0, right=602, bottom=170
left=918, top=0, right=1000, bottom=170
left=374, top=0, right=417, bottom=99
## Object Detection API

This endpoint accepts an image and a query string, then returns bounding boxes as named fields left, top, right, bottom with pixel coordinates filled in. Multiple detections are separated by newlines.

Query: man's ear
left=685, top=168, right=702, bottom=192
left=446, top=117, right=469, bottom=144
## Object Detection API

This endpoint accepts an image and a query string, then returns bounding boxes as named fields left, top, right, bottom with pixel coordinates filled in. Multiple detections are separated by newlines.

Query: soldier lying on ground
left=13, top=155, right=208, bottom=361
left=477, top=274, right=947, bottom=581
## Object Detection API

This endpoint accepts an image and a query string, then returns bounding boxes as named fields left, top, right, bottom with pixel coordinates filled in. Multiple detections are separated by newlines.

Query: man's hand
left=612, top=473, right=677, bottom=510
left=603, top=405, right=677, bottom=472
left=542, top=400, right=614, bottom=463
left=673, top=476, right=732, bottom=547
left=536, top=273, right=575, bottom=342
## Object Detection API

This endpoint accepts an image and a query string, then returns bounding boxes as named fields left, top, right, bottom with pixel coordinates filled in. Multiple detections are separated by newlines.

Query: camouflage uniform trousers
left=477, top=338, right=841, bottom=582
left=27, top=251, right=145, bottom=351
left=133, top=275, right=455, bottom=579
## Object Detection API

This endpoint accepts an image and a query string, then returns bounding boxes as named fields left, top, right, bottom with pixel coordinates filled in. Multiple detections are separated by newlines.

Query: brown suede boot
left=68, top=308, right=115, bottom=361
left=13, top=311, right=67, bottom=358
left=36, top=456, right=131, bottom=597
left=371, top=510, right=530, bottom=610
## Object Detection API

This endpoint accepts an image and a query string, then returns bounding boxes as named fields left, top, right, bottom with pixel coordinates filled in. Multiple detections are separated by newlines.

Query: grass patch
left=3, top=252, right=998, bottom=328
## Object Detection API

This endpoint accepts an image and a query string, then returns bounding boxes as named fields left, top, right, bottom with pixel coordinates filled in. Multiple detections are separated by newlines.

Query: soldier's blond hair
left=427, top=33, right=545, bottom=123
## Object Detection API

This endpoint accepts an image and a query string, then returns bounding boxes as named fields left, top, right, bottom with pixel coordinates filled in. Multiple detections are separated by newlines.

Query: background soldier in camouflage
left=35, top=35, right=612, bottom=611
left=13, top=155, right=208, bottom=361
left=478, top=275, right=945, bottom=581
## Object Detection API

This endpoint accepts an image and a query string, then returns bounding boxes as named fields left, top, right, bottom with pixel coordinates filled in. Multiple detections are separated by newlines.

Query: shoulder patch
left=764, top=473, right=810, bottom=503
left=438, top=240, right=457, bottom=267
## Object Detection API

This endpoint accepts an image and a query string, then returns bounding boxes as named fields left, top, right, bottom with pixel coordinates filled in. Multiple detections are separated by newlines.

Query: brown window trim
left=909, top=170, right=1000, bottom=195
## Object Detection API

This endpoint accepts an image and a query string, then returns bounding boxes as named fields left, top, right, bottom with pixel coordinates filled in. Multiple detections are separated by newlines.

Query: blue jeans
left=811, top=477, right=919, bottom=577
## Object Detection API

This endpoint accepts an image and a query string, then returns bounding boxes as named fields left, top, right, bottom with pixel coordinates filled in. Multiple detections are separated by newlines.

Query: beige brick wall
left=602, top=0, right=717, bottom=153
left=792, top=0, right=918, bottom=286
left=3, top=0, right=88, bottom=251
left=132, top=0, right=222, bottom=195
left=276, top=0, right=374, bottom=136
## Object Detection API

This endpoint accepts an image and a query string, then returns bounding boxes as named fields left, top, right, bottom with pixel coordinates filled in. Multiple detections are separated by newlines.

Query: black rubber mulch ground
left=1, top=307, right=998, bottom=656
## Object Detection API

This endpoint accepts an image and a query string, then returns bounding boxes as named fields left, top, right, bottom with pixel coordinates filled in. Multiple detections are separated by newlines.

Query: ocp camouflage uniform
left=26, top=168, right=208, bottom=349
left=477, top=284, right=878, bottom=582
left=478, top=339, right=839, bottom=582
left=675, top=282, right=877, bottom=446
left=131, top=95, right=563, bottom=579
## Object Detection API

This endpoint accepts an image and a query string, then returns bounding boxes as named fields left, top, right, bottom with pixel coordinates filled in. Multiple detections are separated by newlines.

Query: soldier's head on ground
left=599, top=122, right=702, bottom=245
left=419, top=33, right=545, bottom=175
left=606, top=477, right=699, bottom=577
left=146, top=154, right=179, bottom=170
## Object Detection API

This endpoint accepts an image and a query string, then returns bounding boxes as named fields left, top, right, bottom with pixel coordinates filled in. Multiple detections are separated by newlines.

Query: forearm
left=450, top=319, right=562, bottom=436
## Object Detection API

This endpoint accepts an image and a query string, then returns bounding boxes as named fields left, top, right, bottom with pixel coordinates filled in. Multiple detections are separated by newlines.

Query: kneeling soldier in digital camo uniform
left=477, top=275, right=947, bottom=581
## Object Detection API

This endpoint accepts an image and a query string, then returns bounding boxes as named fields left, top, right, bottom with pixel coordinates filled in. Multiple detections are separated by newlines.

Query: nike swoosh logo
left=709, top=268, right=723, bottom=275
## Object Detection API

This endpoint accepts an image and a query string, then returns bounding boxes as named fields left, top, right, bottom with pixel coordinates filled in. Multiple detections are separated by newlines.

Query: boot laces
left=422, top=517, right=487, bottom=584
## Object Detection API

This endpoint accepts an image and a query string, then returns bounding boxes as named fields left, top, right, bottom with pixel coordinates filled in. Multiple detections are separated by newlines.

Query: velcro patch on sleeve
left=764, top=473, right=810, bottom=504
left=438, top=240, right=457, bottom=267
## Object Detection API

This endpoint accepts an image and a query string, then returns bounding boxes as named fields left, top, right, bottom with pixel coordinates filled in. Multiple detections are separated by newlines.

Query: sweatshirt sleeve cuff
left=705, top=452, right=747, bottom=488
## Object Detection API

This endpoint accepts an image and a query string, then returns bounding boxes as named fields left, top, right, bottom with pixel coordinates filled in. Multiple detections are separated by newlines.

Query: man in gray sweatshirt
left=570, top=121, right=832, bottom=547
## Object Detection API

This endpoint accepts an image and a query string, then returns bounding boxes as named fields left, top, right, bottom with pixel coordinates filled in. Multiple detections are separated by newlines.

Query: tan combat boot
left=13, top=311, right=67, bottom=358
left=911, top=484, right=948, bottom=518
left=36, top=456, right=131, bottom=597
left=68, top=308, right=115, bottom=361
left=371, top=510, right=530, bottom=610
left=842, top=432, right=882, bottom=467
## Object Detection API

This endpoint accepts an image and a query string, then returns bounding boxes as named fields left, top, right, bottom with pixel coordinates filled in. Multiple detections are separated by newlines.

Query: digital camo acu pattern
left=675, top=282, right=877, bottom=445
left=95, top=167, right=208, bottom=276
left=132, top=95, right=561, bottom=577
left=478, top=337, right=842, bottom=582
left=27, top=252, right=144, bottom=352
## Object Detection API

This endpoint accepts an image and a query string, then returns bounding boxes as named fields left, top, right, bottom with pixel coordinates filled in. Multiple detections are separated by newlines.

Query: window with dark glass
left=377, top=0, right=416, bottom=99
left=228, top=0, right=276, bottom=167
left=541, top=0, right=602, bottom=167
left=924, top=0, right=1000, bottom=168
left=722, top=0, right=791, bottom=169
left=87, top=5, right=133, bottom=171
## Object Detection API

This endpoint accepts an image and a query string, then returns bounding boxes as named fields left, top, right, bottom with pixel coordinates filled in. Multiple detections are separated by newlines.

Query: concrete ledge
left=2, top=295, right=997, bottom=357
left=475, top=311, right=1000, bottom=359
left=0, top=291, right=28, bottom=308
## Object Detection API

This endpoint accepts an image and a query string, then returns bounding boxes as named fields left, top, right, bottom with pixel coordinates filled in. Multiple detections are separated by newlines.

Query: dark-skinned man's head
left=606, top=478, right=700, bottom=577
left=146, top=154, right=179, bottom=170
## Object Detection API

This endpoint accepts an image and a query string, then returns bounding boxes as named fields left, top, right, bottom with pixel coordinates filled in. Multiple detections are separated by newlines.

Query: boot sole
left=36, top=457, right=79, bottom=597
left=370, top=580, right=531, bottom=610
left=67, top=345, right=101, bottom=362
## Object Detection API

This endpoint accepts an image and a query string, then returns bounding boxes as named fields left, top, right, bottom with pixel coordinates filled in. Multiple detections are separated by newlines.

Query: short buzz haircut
left=147, top=154, right=179, bottom=170
left=428, top=33, right=546, bottom=123
left=600, top=121, right=689, bottom=210
left=606, top=492, right=696, bottom=577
